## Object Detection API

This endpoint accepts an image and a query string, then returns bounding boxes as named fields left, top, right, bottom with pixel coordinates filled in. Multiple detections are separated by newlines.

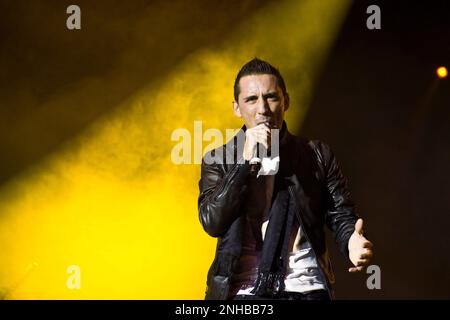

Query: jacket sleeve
left=315, top=141, right=359, bottom=260
left=198, top=151, right=252, bottom=237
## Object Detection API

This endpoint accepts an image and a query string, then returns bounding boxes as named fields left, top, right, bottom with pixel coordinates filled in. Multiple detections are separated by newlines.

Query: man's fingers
left=354, top=218, right=364, bottom=235
left=356, top=259, right=369, bottom=266
left=247, top=125, right=270, bottom=139
left=349, top=261, right=368, bottom=272
left=254, top=123, right=271, bottom=132
left=256, top=131, right=270, bottom=140
left=244, top=124, right=274, bottom=160
left=256, top=133, right=271, bottom=149
left=362, top=241, right=373, bottom=249
left=259, top=140, right=269, bottom=150
left=348, top=266, right=363, bottom=273
left=360, top=251, right=373, bottom=260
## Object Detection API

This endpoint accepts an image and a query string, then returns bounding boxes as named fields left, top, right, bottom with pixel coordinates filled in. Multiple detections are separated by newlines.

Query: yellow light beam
left=0, top=0, right=351, bottom=299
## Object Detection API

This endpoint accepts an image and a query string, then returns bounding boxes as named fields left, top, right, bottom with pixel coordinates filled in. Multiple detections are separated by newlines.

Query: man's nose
left=256, top=97, right=270, bottom=114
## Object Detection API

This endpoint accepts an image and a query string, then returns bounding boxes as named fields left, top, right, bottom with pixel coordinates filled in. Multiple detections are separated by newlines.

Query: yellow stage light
left=437, top=66, right=448, bottom=79
left=0, top=0, right=351, bottom=299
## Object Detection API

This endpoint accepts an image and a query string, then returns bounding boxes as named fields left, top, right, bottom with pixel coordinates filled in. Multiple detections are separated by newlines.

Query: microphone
left=249, top=143, right=263, bottom=176
left=249, top=121, right=272, bottom=176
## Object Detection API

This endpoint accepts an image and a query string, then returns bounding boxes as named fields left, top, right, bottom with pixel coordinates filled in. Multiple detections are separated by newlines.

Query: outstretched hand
left=348, top=219, right=373, bottom=272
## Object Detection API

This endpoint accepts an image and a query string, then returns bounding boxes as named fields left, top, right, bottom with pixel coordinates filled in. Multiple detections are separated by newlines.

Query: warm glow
left=0, top=0, right=350, bottom=299
left=437, top=66, right=448, bottom=79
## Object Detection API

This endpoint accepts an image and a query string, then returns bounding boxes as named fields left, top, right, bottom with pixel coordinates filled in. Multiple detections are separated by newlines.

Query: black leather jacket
left=198, top=122, right=358, bottom=300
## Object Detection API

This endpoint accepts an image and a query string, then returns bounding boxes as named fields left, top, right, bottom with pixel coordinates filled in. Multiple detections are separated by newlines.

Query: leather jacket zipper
left=288, top=185, right=332, bottom=299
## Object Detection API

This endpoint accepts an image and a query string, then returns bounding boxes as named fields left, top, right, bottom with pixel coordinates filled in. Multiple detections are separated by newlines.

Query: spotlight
left=436, top=66, right=448, bottom=79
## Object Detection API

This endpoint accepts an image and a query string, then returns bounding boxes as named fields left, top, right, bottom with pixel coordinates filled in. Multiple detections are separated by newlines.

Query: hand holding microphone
left=243, top=122, right=273, bottom=174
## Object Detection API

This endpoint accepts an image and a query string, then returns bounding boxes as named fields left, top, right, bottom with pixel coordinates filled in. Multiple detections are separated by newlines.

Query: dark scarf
left=250, top=176, right=297, bottom=297
left=247, top=122, right=300, bottom=297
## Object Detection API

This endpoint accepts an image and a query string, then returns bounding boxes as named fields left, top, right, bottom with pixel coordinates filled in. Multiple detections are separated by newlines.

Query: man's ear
left=232, top=100, right=242, bottom=118
left=284, top=93, right=290, bottom=112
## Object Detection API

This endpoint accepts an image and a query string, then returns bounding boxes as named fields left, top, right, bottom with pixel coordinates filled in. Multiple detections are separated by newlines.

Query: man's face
left=232, top=74, right=289, bottom=129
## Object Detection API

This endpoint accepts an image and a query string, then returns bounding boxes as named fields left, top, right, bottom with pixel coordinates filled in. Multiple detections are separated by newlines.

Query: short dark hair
left=233, top=58, right=287, bottom=102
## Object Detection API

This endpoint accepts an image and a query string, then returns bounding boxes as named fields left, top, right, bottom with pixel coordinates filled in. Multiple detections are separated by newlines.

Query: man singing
left=198, top=58, right=373, bottom=300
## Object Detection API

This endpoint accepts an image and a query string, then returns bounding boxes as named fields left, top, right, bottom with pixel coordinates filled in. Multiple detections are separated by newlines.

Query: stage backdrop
left=0, top=0, right=350, bottom=299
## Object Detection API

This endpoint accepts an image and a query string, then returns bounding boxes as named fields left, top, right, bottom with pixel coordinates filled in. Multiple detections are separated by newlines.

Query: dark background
left=302, top=0, right=450, bottom=299
left=1, top=0, right=449, bottom=299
